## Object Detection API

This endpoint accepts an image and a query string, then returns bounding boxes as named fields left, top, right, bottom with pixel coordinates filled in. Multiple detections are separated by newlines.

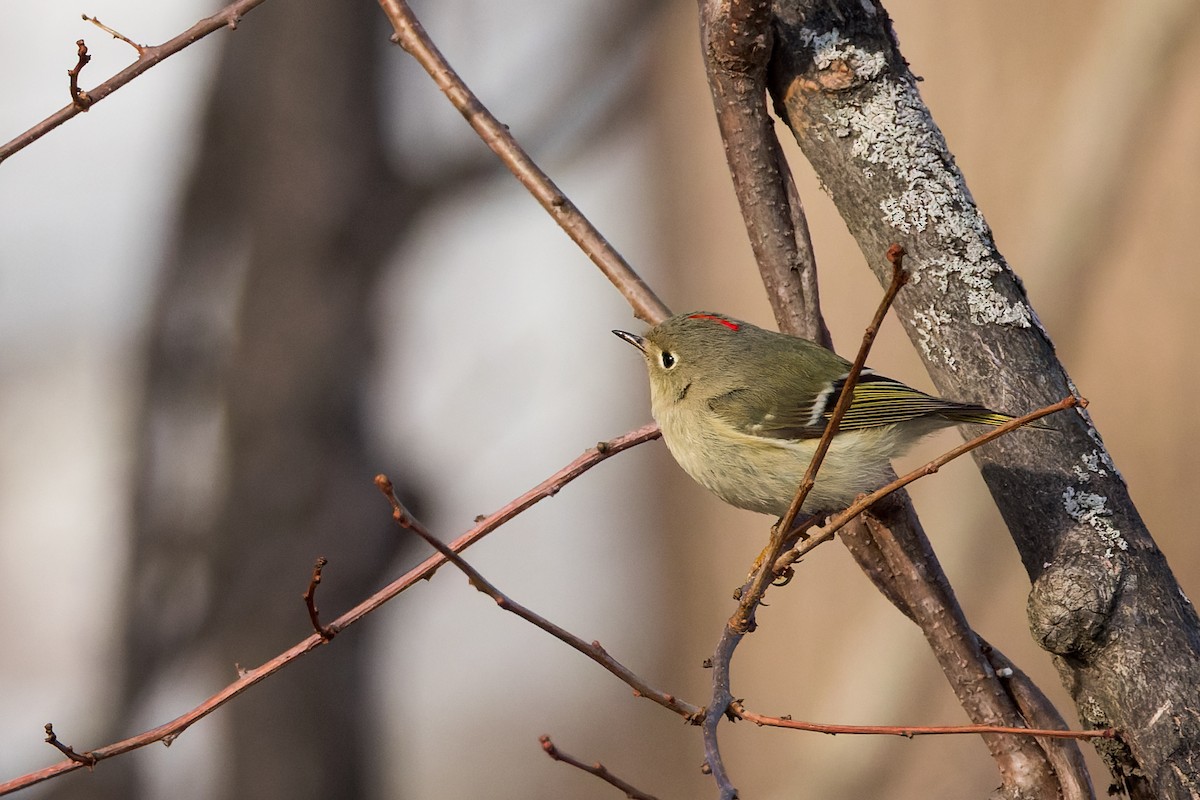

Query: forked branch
left=0, top=0, right=270, bottom=164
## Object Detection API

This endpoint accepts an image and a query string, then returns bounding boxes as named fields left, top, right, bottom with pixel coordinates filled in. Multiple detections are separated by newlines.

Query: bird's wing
left=707, top=374, right=1010, bottom=441
left=834, top=375, right=1016, bottom=428
left=704, top=384, right=826, bottom=441
left=826, top=374, right=956, bottom=429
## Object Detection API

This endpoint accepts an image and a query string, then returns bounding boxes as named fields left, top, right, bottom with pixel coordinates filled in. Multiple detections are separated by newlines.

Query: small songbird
left=614, top=311, right=1026, bottom=516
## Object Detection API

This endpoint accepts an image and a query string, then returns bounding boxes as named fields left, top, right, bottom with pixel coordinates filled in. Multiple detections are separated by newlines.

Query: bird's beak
left=612, top=329, right=646, bottom=353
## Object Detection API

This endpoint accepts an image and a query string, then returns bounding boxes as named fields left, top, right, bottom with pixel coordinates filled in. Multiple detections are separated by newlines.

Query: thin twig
left=0, top=0, right=268, bottom=164
left=775, top=394, right=1083, bottom=571
left=0, top=425, right=661, bottom=796
left=539, top=735, right=661, bottom=800
left=741, top=248, right=907, bottom=625
left=377, top=476, right=703, bottom=722
left=67, top=41, right=92, bottom=110
left=375, top=0, right=670, bottom=326
left=703, top=248, right=907, bottom=799
left=301, top=556, right=336, bottom=640
left=42, top=725, right=95, bottom=768
left=82, top=15, right=146, bottom=54
left=776, top=245, right=908, bottom=542
left=731, top=704, right=1116, bottom=740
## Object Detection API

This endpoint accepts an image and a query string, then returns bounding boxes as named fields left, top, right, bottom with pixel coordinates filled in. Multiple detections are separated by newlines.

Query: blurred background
left=1, top=1, right=1197, bottom=797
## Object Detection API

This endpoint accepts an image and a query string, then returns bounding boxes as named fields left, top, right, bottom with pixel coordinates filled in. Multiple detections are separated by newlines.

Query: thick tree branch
left=697, top=3, right=1088, bottom=790
left=983, top=644, right=1100, bottom=800
left=767, top=2, right=1200, bottom=793
left=697, top=0, right=828, bottom=342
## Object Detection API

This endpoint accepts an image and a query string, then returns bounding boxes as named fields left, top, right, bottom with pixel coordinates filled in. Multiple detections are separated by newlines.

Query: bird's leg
left=740, top=514, right=818, bottom=588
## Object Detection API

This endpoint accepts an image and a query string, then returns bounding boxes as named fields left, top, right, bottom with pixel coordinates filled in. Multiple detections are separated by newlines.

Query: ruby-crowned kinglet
left=615, top=311, right=1025, bottom=516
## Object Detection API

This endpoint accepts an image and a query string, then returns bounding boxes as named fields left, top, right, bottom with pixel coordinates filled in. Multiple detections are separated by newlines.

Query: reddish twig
left=82, top=15, right=147, bottom=54
left=733, top=247, right=908, bottom=620
left=375, top=0, right=670, bottom=326
left=775, top=245, right=908, bottom=543
left=302, top=556, right=336, bottom=640
left=981, top=641, right=1099, bottom=799
left=776, top=394, right=1084, bottom=571
left=377, top=476, right=702, bottom=722
left=731, top=704, right=1116, bottom=740
left=696, top=394, right=1078, bottom=800
left=67, top=40, right=92, bottom=110
left=702, top=248, right=906, bottom=798
left=0, top=0, right=269, bottom=164
left=42, top=725, right=95, bottom=768
left=539, top=735, right=660, bottom=800
left=0, top=425, right=660, bottom=796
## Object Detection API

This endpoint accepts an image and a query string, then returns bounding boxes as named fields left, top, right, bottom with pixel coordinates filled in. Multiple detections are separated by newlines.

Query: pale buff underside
left=655, top=400, right=939, bottom=517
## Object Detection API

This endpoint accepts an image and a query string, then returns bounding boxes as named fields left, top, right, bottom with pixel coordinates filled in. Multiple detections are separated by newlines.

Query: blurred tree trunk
left=51, top=2, right=417, bottom=797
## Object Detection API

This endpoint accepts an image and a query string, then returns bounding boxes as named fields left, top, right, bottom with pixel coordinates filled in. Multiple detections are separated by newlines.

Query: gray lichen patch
left=910, top=303, right=956, bottom=368
left=1073, top=449, right=1115, bottom=482
left=803, top=29, right=887, bottom=81
left=804, top=29, right=1033, bottom=351
left=1063, top=486, right=1128, bottom=556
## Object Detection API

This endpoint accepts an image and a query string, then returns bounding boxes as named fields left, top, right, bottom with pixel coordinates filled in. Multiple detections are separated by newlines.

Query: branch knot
left=1028, top=525, right=1125, bottom=657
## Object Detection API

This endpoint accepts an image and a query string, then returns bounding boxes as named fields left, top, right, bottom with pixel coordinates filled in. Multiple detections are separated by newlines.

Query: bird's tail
left=831, top=374, right=1050, bottom=432
left=937, top=402, right=1050, bottom=430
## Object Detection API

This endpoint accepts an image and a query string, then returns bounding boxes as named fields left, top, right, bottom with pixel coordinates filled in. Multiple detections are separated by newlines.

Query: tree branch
left=302, top=556, right=335, bottom=641
left=539, top=735, right=661, bottom=800
left=0, top=425, right=660, bottom=796
left=377, top=476, right=703, bottom=722
left=731, top=704, right=1114, bottom=741
left=767, top=8, right=1200, bottom=788
left=377, top=0, right=671, bottom=325
left=696, top=3, right=1085, bottom=789
left=0, top=0, right=269, bottom=164
left=66, top=40, right=93, bottom=110
left=702, top=252, right=904, bottom=799
left=982, top=643, right=1099, bottom=800
left=697, top=0, right=828, bottom=342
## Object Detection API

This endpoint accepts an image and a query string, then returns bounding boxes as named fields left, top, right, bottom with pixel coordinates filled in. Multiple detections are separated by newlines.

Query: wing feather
left=707, top=373, right=1017, bottom=441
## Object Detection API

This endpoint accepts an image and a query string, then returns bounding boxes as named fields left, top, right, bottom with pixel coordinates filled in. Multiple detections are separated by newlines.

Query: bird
left=614, top=311, right=1030, bottom=516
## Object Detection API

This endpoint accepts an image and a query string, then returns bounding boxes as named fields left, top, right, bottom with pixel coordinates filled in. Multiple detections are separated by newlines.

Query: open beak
left=612, top=329, right=646, bottom=353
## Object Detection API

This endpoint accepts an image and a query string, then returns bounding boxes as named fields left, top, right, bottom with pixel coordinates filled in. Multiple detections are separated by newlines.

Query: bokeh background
left=2, top=1, right=1198, bottom=798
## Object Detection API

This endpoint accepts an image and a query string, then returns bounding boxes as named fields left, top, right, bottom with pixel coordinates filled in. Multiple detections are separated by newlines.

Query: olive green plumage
left=614, top=311, right=1022, bottom=516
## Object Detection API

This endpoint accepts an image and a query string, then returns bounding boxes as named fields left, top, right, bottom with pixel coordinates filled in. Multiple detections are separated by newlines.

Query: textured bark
left=698, top=3, right=1069, bottom=795
left=858, top=497, right=1061, bottom=797
left=766, top=1, right=1200, bottom=795
left=697, top=0, right=829, bottom=344
left=841, top=511, right=1097, bottom=800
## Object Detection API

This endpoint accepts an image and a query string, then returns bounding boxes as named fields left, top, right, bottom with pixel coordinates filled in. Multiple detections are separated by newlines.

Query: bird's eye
left=660, top=351, right=676, bottom=369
